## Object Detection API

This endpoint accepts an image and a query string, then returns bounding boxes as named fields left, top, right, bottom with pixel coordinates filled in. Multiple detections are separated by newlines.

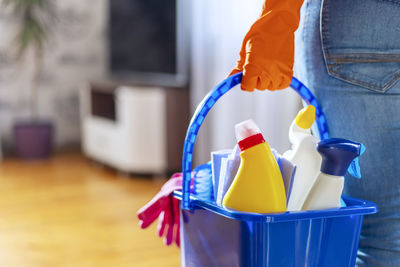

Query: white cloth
left=211, top=149, right=232, bottom=200
left=216, top=145, right=241, bottom=205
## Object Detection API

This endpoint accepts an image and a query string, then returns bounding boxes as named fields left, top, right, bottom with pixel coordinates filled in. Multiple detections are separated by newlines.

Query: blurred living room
left=0, top=0, right=302, bottom=266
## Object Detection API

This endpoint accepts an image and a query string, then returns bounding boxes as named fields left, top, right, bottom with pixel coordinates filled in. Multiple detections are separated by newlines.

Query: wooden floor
left=0, top=153, right=180, bottom=267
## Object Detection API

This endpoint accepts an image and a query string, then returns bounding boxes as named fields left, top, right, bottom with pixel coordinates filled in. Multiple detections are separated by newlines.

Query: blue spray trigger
left=340, top=198, right=347, bottom=207
left=360, top=143, right=366, bottom=155
left=348, top=158, right=361, bottom=178
left=347, top=143, right=365, bottom=179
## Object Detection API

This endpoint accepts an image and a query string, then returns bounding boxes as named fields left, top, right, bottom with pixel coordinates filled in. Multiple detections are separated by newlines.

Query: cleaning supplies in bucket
left=213, top=146, right=296, bottom=206
left=222, top=119, right=287, bottom=213
left=193, top=163, right=213, bottom=201
left=303, top=138, right=362, bottom=210
left=271, top=149, right=296, bottom=202
left=216, top=145, right=241, bottom=205
left=284, top=105, right=322, bottom=211
left=211, top=150, right=232, bottom=201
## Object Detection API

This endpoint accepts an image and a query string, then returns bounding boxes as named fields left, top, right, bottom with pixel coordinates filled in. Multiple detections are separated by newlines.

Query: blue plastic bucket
left=175, top=72, right=377, bottom=267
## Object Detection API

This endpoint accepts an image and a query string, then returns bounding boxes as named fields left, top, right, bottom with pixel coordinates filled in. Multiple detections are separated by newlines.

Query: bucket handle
left=181, top=72, right=329, bottom=210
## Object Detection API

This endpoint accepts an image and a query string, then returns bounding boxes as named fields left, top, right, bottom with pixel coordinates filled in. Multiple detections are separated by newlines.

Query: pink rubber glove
left=137, top=172, right=193, bottom=247
left=156, top=197, right=181, bottom=246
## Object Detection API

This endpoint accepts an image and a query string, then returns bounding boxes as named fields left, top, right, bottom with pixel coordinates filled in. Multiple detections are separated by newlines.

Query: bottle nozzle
left=317, top=138, right=362, bottom=176
left=235, top=119, right=261, bottom=142
left=235, top=119, right=265, bottom=151
left=295, top=105, right=316, bottom=129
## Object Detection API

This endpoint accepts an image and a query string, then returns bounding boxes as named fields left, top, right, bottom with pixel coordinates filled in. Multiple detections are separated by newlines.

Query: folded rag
left=217, top=145, right=241, bottom=205
left=272, top=149, right=296, bottom=201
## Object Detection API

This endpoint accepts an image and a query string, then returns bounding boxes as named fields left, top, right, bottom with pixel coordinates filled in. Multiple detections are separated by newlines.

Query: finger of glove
left=137, top=194, right=169, bottom=225
left=138, top=204, right=166, bottom=229
left=139, top=216, right=158, bottom=229
left=277, top=74, right=292, bottom=90
left=263, top=63, right=290, bottom=91
left=158, top=199, right=171, bottom=237
left=268, top=65, right=292, bottom=90
left=174, top=216, right=180, bottom=247
left=174, top=215, right=180, bottom=248
left=172, top=198, right=180, bottom=226
left=277, top=65, right=293, bottom=89
left=241, top=63, right=261, bottom=92
left=255, top=71, right=271, bottom=91
left=138, top=219, right=147, bottom=229
left=164, top=224, right=173, bottom=246
left=173, top=221, right=180, bottom=247
left=138, top=174, right=183, bottom=225
left=164, top=199, right=174, bottom=246
left=157, top=210, right=167, bottom=237
left=172, top=198, right=180, bottom=246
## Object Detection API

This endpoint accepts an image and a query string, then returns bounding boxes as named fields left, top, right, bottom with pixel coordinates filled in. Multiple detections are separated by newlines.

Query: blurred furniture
left=81, top=0, right=190, bottom=174
left=109, top=0, right=189, bottom=88
left=80, top=81, right=189, bottom=175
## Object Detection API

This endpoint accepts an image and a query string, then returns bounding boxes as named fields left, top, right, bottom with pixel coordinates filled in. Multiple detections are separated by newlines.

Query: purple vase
left=14, top=121, right=53, bottom=159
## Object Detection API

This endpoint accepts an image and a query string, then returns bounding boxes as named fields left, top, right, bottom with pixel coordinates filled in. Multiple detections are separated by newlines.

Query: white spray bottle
left=302, top=138, right=362, bottom=210
left=283, top=105, right=322, bottom=211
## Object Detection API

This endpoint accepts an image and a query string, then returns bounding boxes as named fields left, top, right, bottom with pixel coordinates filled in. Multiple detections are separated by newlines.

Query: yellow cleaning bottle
left=222, top=120, right=286, bottom=213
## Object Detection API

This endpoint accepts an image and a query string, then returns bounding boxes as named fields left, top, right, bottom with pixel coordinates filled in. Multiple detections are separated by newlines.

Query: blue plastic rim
left=181, top=72, right=329, bottom=210
left=178, top=193, right=377, bottom=267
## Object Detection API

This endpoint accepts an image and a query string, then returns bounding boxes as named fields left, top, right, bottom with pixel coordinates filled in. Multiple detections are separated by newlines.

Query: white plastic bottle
left=302, top=138, right=361, bottom=210
left=283, top=105, right=322, bottom=211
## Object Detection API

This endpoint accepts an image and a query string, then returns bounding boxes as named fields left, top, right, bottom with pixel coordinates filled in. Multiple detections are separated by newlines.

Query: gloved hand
left=230, top=0, right=304, bottom=92
left=137, top=172, right=194, bottom=247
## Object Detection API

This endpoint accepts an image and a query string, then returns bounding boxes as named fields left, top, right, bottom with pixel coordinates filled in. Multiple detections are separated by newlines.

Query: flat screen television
left=109, top=0, right=188, bottom=87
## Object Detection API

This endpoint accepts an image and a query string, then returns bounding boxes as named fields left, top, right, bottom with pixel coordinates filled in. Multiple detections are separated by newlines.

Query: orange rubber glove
left=230, top=0, right=304, bottom=91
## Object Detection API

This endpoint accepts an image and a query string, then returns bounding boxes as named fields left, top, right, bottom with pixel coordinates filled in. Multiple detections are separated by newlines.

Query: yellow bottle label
left=222, top=142, right=287, bottom=213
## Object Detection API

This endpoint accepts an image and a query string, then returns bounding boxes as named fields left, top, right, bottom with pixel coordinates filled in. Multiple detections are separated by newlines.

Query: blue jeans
left=295, top=0, right=400, bottom=266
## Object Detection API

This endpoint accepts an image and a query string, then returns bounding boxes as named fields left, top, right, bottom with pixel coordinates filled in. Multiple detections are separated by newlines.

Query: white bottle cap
left=235, top=119, right=261, bottom=142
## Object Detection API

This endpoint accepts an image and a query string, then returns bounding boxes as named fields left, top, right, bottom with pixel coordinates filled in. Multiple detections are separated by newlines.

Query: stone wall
left=0, top=0, right=108, bottom=153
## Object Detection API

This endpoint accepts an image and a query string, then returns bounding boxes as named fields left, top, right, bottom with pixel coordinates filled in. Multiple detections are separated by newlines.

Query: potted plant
left=2, top=0, right=55, bottom=159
